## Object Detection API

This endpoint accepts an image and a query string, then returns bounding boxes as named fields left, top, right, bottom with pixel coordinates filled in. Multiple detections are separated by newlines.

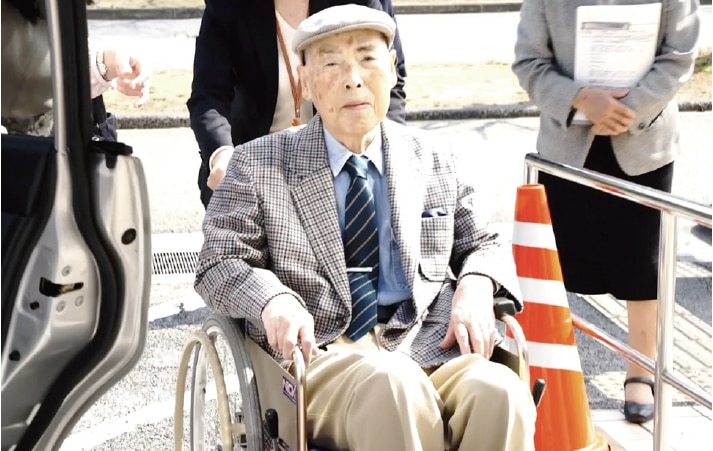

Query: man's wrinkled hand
left=261, top=294, right=318, bottom=366
left=573, top=87, right=636, bottom=136
left=439, top=275, right=498, bottom=359
left=207, top=148, right=234, bottom=191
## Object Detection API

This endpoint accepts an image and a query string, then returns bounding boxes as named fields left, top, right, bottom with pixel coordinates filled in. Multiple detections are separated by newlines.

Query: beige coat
left=512, top=0, right=700, bottom=176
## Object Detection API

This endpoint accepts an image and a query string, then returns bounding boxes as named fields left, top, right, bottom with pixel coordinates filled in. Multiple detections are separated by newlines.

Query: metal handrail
left=524, top=153, right=712, bottom=451
left=524, top=154, right=711, bottom=226
left=570, top=314, right=710, bottom=408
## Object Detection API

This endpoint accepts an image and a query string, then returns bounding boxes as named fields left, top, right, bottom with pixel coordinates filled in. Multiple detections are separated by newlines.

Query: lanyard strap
left=276, top=15, right=301, bottom=127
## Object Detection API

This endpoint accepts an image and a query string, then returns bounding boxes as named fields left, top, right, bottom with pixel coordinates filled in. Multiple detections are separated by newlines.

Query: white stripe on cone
left=518, top=277, right=569, bottom=308
left=505, top=338, right=583, bottom=373
left=512, top=221, right=558, bottom=250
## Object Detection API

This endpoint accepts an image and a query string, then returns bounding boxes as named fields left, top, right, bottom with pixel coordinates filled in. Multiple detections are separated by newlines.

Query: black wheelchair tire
left=189, top=314, right=265, bottom=451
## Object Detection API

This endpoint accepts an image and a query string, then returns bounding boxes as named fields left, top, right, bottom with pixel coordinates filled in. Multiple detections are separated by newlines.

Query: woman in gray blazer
left=512, top=0, right=700, bottom=424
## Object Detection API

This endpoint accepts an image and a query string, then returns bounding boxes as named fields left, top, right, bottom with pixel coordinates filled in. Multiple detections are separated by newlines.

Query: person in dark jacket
left=187, top=0, right=408, bottom=208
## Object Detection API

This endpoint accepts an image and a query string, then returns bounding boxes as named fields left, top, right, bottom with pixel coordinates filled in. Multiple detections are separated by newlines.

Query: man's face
left=298, top=29, right=397, bottom=140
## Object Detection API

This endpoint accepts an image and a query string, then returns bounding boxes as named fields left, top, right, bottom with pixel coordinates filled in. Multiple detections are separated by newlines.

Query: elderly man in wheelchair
left=177, top=5, right=538, bottom=451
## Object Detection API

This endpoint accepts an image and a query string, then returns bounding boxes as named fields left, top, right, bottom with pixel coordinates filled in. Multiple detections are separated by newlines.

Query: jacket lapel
left=381, top=121, right=423, bottom=301
left=286, top=117, right=351, bottom=305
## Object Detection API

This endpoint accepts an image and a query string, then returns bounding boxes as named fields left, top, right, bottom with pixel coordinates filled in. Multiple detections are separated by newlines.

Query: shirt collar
left=324, top=125, right=384, bottom=177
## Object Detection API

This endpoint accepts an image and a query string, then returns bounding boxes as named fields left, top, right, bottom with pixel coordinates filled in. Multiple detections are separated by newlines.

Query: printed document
left=573, top=3, right=662, bottom=124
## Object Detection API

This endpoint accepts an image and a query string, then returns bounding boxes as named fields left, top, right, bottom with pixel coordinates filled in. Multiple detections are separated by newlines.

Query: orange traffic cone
left=510, top=184, right=609, bottom=451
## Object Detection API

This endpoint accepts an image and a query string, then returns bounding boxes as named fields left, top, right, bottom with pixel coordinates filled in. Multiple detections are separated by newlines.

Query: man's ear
left=297, top=65, right=312, bottom=101
left=388, top=49, right=398, bottom=89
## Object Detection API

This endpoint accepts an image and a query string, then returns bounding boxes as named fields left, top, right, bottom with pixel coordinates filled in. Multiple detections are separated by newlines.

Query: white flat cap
left=292, top=4, right=396, bottom=54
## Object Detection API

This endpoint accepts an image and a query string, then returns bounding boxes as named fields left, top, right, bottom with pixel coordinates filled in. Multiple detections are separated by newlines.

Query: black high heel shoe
left=624, top=377, right=655, bottom=424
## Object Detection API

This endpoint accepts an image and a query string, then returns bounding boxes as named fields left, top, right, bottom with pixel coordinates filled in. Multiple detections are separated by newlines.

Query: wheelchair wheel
left=190, top=314, right=264, bottom=450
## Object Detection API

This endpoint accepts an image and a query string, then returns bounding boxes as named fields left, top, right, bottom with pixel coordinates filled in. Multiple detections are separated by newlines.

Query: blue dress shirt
left=324, top=127, right=411, bottom=306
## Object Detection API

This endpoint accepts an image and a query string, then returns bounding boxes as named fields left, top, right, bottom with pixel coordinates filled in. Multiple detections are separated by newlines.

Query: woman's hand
left=102, top=49, right=152, bottom=108
left=573, top=87, right=637, bottom=136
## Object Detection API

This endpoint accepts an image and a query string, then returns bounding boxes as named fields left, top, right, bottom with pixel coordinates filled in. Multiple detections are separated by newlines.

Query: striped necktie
left=342, top=155, right=379, bottom=340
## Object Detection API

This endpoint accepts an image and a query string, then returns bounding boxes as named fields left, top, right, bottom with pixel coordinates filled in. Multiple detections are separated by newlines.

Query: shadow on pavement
left=150, top=305, right=211, bottom=330
left=676, top=276, right=712, bottom=326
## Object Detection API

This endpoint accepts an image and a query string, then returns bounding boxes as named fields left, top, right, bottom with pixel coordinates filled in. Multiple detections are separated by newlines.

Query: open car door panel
left=1, top=0, right=152, bottom=450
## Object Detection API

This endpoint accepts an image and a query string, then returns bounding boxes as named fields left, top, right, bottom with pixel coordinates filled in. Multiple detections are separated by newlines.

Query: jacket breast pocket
left=419, top=215, right=453, bottom=281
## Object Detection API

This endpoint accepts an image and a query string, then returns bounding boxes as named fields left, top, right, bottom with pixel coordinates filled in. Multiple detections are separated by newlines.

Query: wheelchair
left=173, top=299, right=546, bottom=451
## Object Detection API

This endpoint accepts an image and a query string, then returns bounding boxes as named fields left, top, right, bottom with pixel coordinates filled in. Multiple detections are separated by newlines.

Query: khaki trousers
left=304, top=326, right=536, bottom=451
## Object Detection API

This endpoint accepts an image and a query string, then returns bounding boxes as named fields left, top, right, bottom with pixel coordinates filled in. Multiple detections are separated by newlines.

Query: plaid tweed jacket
left=195, top=115, right=523, bottom=368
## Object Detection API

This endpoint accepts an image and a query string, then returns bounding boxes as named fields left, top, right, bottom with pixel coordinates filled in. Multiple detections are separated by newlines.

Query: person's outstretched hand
left=103, top=48, right=152, bottom=108
left=573, top=87, right=637, bottom=136
left=261, top=294, right=318, bottom=367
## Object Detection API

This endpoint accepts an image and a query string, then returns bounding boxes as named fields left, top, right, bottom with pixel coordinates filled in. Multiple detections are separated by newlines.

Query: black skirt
left=538, top=136, right=674, bottom=301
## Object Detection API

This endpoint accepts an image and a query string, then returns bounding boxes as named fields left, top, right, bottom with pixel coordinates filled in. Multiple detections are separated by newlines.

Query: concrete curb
left=114, top=100, right=712, bottom=129
left=87, top=3, right=523, bottom=20
left=593, top=424, right=626, bottom=451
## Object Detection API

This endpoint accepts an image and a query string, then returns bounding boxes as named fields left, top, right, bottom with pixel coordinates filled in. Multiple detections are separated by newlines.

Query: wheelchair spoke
left=191, top=329, right=247, bottom=450
left=190, top=347, right=212, bottom=451
left=189, top=315, right=265, bottom=451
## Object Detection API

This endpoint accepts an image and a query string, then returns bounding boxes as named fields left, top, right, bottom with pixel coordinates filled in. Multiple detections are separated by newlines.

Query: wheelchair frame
left=174, top=300, right=542, bottom=451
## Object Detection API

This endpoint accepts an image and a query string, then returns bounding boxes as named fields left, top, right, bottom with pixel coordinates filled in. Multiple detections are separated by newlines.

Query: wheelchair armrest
left=493, top=298, right=546, bottom=407
left=493, top=298, right=528, bottom=374
left=494, top=298, right=518, bottom=320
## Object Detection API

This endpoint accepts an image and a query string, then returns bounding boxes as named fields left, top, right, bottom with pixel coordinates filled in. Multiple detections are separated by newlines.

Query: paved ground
left=57, top=8, right=713, bottom=451
left=126, top=114, right=712, bottom=235
left=58, top=115, right=712, bottom=450
left=594, top=406, right=713, bottom=451
left=87, top=7, right=713, bottom=71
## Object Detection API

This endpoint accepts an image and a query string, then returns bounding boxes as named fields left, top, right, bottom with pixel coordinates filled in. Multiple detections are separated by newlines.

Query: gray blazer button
left=336, top=316, right=347, bottom=327
left=638, top=122, right=646, bottom=130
